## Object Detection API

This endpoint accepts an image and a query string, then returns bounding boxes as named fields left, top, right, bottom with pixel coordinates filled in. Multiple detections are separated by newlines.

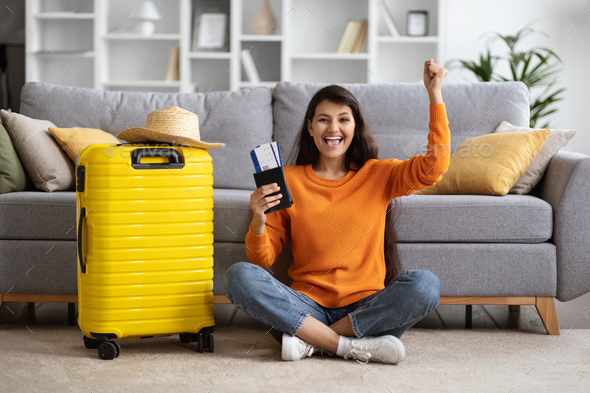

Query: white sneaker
left=281, top=333, right=314, bottom=361
left=343, top=335, right=406, bottom=364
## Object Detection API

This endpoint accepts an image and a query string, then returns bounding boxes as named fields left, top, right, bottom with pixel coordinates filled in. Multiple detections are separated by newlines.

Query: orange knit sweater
left=245, top=103, right=451, bottom=308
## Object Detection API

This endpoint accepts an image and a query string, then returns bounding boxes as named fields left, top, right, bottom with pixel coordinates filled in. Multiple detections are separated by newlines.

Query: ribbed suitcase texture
left=76, top=143, right=215, bottom=357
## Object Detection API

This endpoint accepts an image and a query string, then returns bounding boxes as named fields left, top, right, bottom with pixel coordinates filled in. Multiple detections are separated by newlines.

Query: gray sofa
left=1, top=81, right=589, bottom=336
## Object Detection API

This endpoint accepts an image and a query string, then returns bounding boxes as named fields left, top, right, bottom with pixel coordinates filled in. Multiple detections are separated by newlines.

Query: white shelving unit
left=26, top=0, right=445, bottom=92
left=34, top=12, right=95, bottom=19
left=26, top=0, right=97, bottom=89
left=103, top=34, right=182, bottom=40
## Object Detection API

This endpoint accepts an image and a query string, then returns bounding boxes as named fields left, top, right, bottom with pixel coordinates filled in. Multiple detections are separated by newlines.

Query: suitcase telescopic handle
left=78, top=207, right=86, bottom=274
left=131, top=148, right=185, bottom=169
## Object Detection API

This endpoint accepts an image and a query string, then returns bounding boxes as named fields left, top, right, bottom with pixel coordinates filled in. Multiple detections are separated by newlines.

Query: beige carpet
left=0, top=325, right=589, bottom=393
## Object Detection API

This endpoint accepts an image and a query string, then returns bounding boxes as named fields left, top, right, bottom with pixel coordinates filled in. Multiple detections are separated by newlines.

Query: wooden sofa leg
left=509, top=305, right=521, bottom=312
left=535, top=297, right=560, bottom=335
left=0, top=293, right=3, bottom=310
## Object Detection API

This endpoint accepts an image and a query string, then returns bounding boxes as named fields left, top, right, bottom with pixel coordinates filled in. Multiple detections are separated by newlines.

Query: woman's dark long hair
left=286, top=85, right=403, bottom=285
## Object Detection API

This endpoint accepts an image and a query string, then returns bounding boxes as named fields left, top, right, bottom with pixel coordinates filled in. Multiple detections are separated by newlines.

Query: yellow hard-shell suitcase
left=76, top=143, right=215, bottom=359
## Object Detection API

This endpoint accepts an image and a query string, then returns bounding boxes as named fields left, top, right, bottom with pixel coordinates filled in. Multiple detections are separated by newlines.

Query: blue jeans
left=224, top=262, right=441, bottom=344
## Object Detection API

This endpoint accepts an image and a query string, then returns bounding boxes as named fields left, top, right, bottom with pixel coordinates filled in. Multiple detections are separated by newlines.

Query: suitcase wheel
left=198, top=333, right=214, bottom=353
left=179, top=333, right=192, bottom=344
left=112, top=341, right=121, bottom=358
left=98, top=341, right=118, bottom=360
left=83, top=335, right=100, bottom=349
left=197, top=334, right=204, bottom=353
left=205, top=334, right=214, bottom=353
left=185, top=331, right=214, bottom=353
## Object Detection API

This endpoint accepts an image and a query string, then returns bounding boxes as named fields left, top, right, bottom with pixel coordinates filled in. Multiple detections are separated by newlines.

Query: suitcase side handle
left=78, top=207, right=86, bottom=274
left=131, top=148, right=185, bottom=169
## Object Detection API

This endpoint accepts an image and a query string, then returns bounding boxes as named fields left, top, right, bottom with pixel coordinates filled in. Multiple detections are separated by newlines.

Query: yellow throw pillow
left=415, top=129, right=550, bottom=196
left=48, top=127, right=120, bottom=163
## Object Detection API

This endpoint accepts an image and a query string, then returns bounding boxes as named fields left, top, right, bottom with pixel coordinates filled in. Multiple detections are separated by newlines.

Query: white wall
left=441, top=0, right=590, bottom=156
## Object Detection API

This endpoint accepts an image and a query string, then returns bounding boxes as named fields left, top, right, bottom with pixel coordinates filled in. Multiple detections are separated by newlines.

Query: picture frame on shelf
left=192, top=1, right=230, bottom=52
left=406, top=11, right=428, bottom=36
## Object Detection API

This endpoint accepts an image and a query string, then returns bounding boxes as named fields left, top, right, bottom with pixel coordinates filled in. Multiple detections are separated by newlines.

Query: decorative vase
left=252, top=0, right=275, bottom=35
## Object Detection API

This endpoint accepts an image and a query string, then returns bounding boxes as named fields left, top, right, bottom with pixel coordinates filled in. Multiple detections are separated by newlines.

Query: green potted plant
left=445, top=19, right=565, bottom=129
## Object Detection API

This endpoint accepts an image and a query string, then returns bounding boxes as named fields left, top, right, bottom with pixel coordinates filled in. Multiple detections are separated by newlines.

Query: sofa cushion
left=0, top=110, right=75, bottom=192
left=494, top=121, right=577, bottom=195
left=48, top=127, right=120, bottom=163
left=0, top=189, right=552, bottom=244
left=0, top=239, right=555, bottom=297
left=212, top=189, right=255, bottom=243
left=0, top=189, right=256, bottom=243
left=0, top=238, right=556, bottom=297
left=19, top=82, right=273, bottom=190
left=396, top=194, right=552, bottom=243
left=415, top=129, right=550, bottom=195
left=399, top=242, right=557, bottom=297
left=0, top=192, right=76, bottom=240
left=272, top=81, right=530, bottom=163
left=0, top=240, right=77, bottom=294
left=211, top=242, right=557, bottom=296
left=0, top=190, right=552, bottom=244
left=211, top=191, right=552, bottom=244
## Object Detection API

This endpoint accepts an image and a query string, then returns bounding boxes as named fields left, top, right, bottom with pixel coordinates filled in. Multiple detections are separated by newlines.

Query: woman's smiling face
left=307, top=99, right=356, bottom=161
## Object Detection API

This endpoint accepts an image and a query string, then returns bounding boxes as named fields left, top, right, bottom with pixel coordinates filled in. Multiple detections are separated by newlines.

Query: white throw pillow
left=494, top=121, right=576, bottom=194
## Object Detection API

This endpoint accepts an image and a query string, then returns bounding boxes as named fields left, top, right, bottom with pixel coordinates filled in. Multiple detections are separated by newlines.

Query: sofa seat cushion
left=212, top=189, right=255, bottom=243
left=0, top=191, right=552, bottom=244
left=397, top=194, right=552, bottom=243
left=211, top=242, right=556, bottom=297
left=0, top=192, right=76, bottom=240
left=0, top=189, right=256, bottom=243
left=214, top=191, right=553, bottom=243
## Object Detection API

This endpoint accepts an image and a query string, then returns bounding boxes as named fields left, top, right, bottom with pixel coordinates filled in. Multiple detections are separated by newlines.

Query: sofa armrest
left=537, top=150, right=590, bottom=301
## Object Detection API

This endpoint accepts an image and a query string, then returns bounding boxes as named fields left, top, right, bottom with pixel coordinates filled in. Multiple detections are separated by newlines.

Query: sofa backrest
left=272, top=81, right=530, bottom=163
left=19, top=81, right=530, bottom=190
left=19, top=82, right=273, bottom=190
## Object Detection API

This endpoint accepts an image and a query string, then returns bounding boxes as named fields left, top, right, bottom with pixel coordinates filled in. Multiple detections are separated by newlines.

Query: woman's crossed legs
left=224, top=262, right=440, bottom=360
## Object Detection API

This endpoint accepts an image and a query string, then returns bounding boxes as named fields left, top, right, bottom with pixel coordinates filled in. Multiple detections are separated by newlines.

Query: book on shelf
left=337, top=19, right=368, bottom=54
left=352, top=19, right=368, bottom=53
left=378, top=1, right=401, bottom=37
left=164, top=45, right=180, bottom=81
left=337, top=20, right=359, bottom=53
left=241, top=49, right=260, bottom=83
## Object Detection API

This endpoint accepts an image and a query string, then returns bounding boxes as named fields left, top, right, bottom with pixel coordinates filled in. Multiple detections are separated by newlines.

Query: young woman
left=225, top=59, right=450, bottom=364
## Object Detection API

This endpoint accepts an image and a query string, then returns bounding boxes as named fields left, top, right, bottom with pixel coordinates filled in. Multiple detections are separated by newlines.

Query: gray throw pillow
left=494, top=121, right=576, bottom=194
left=0, top=110, right=75, bottom=192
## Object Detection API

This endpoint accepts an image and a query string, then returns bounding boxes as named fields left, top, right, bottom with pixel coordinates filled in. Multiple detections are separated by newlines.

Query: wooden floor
left=2, top=293, right=589, bottom=332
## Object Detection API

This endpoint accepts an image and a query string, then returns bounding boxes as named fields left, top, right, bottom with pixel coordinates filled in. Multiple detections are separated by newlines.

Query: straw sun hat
left=117, top=106, right=224, bottom=149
